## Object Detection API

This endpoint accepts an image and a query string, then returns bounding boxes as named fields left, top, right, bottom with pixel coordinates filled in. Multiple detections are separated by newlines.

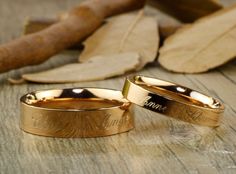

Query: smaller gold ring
left=20, top=88, right=134, bottom=138
left=122, top=75, right=224, bottom=127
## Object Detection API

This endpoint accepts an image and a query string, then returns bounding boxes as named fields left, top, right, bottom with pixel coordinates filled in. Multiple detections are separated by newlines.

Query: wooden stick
left=0, top=0, right=145, bottom=73
left=24, top=16, right=182, bottom=44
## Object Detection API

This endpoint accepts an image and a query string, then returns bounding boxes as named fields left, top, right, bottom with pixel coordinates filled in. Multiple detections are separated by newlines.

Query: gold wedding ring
left=20, top=88, right=134, bottom=137
left=122, top=75, right=224, bottom=127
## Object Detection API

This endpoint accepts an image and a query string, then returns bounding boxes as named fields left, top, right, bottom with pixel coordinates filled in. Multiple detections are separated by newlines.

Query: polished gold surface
left=20, top=88, right=134, bottom=138
left=122, top=75, right=224, bottom=127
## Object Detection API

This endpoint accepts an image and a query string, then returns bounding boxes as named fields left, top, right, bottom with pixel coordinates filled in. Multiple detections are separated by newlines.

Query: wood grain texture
left=0, top=0, right=236, bottom=174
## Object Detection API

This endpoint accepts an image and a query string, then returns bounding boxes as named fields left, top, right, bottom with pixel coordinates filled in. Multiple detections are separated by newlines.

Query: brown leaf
left=144, top=4, right=183, bottom=40
left=8, top=78, right=25, bottom=84
left=79, top=11, right=159, bottom=69
left=158, top=19, right=182, bottom=40
left=159, top=5, right=236, bottom=73
left=148, top=0, right=222, bottom=22
left=22, top=52, right=140, bottom=83
left=24, top=17, right=57, bottom=34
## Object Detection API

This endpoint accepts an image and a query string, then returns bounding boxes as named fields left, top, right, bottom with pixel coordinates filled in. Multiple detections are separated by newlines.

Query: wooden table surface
left=0, top=0, right=236, bottom=173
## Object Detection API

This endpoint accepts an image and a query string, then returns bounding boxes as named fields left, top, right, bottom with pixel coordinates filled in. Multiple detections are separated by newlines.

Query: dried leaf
left=24, top=17, right=57, bottom=34
left=144, top=4, right=182, bottom=40
left=8, top=78, right=25, bottom=84
left=22, top=52, right=140, bottom=83
left=79, top=11, right=159, bottom=69
left=159, top=5, right=236, bottom=73
left=148, top=0, right=222, bottom=22
left=158, top=19, right=182, bottom=40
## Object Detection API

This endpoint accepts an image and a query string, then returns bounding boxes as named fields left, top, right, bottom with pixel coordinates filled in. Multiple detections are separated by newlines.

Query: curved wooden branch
left=0, top=0, right=145, bottom=73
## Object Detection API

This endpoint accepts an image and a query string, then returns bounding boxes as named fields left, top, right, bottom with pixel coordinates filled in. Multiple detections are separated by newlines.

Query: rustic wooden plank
left=0, top=0, right=236, bottom=174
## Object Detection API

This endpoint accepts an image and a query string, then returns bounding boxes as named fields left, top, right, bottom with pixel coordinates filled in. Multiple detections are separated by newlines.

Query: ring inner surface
left=33, top=99, right=121, bottom=110
left=21, top=88, right=125, bottom=110
left=134, top=76, right=223, bottom=110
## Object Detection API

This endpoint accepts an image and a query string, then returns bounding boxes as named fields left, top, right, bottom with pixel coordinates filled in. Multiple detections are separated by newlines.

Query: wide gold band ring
left=20, top=88, right=134, bottom=138
left=122, top=75, right=224, bottom=127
